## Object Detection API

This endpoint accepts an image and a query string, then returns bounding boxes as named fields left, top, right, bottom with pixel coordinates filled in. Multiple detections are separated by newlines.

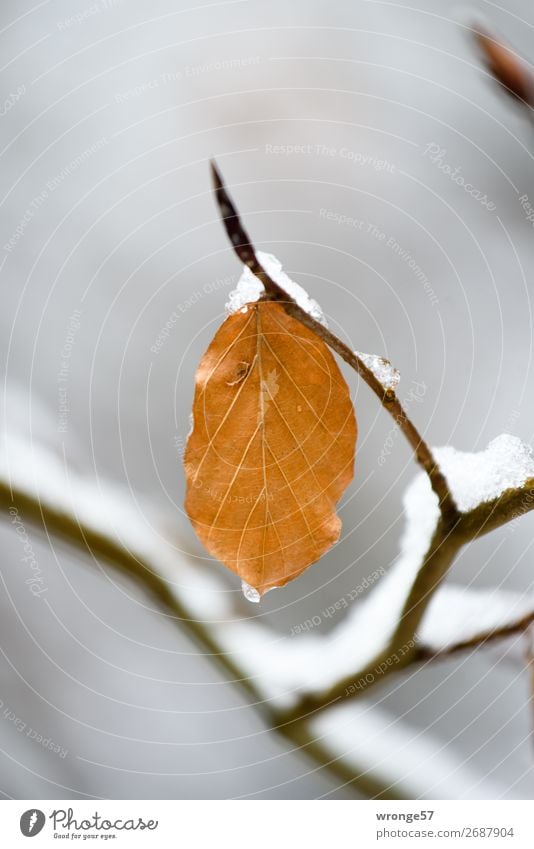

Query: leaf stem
left=210, top=161, right=459, bottom=524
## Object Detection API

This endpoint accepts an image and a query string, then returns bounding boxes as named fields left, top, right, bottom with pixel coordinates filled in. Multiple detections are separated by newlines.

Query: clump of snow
left=226, top=251, right=327, bottom=326
left=355, top=351, right=400, bottom=392
left=226, top=268, right=263, bottom=315
left=435, top=434, right=534, bottom=513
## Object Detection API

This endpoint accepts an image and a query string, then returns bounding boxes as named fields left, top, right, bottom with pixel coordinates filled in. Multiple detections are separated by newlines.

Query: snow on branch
left=186, top=436, right=534, bottom=707
left=226, top=250, right=327, bottom=327
left=420, top=584, right=534, bottom=655
left=2, top=416, right=534, bottom=713
left=436, top=434, right=534, bottom=513
left=310, top=701, right=505, bottom=800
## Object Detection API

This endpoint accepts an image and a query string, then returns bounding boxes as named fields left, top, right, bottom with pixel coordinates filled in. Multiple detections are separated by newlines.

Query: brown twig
left=417, top=613, right=534, bottom=661
left=0, top=478, right=402, bottom=800
left=275, top=480, right=534, bottom=724
left=210, top=161, right=459, bottom=524
left=209, top=163, right=534, bottom=730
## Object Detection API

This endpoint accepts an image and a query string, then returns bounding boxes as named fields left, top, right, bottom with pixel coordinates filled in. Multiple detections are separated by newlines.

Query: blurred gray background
left=1, top=0, right=534, bottom=799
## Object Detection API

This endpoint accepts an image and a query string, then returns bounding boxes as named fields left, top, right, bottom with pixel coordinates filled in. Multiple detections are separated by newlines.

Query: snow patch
left=421, top=584, right=534, bottom=652
left=436, top=434, right=534, bottom=513
left=311, top=701, right=504, bottom=799
left=356, top=351, right=401, bottom=393
left=226, top=251, right=327, bottom=326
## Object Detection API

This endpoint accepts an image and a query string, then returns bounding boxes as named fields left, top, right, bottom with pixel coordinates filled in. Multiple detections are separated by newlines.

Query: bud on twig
left=472, top=23, right=534, bottom=108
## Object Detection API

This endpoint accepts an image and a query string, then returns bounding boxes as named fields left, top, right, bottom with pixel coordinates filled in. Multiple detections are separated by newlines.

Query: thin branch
left=210, top=161, right=459, bottom=524
left=4, top=464, right=534, bottom=787
left=455, top=479, right=534, bottom=540
left=2, top=163, right=531, bottom=798
left=0, top=478, right=401, bottom=800
left=276, top=477, right=534, bottom=724
left=276, top=518, right=464, bottom=726
left=283, top=721, right=407, bottom=800
left=0, top=479, right=264, bottom=708
left=417, top=612, right=534, bottom=661
left=210, top=163, right=534, bottom=730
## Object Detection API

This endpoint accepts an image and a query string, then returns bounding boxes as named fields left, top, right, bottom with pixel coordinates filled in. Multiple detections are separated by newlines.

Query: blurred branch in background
left=472, top=20, right=534, bottom=120
left=0, top=438, right=406, bottom=799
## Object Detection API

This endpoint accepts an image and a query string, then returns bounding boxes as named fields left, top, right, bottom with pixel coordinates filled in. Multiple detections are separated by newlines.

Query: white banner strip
left=1, top=800, right=533, bottom=847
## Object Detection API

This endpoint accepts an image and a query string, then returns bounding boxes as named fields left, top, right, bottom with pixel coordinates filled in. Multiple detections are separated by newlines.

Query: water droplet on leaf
left=241, top=580, right=261, bottom=603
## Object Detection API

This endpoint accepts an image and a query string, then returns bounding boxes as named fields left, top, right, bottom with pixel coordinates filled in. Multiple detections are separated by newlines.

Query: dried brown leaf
left=184, top=300, right=357, bottom=595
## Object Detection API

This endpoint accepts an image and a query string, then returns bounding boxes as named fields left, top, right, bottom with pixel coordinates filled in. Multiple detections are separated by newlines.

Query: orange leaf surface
left=184, top=300, right=357, bottom=596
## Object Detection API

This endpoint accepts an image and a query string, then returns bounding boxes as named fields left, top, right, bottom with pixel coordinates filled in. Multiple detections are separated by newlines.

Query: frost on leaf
left=226, top=251, right=328, bottom=327
left=355, top=351, right=400, bottom=393
left=184, top=300, right=357, bottom=597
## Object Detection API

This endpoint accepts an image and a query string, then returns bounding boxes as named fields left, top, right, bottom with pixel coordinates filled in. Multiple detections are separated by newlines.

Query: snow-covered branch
left=4, top=423, right=534, bottom=719
left=277, top=435, right=534, bottom=722
left=3, top=417, right=534, bottom=795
